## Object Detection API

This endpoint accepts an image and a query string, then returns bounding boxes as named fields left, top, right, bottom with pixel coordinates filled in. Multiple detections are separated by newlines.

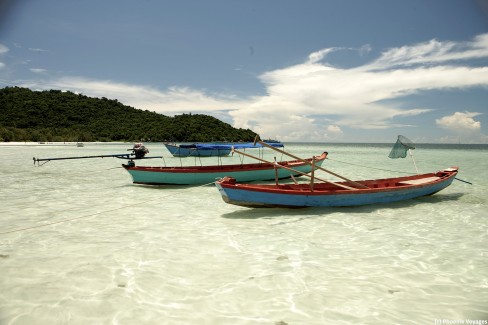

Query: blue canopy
left=183, top=142, right=284, bottom=150
left=230, top=142, right=284, bottom=149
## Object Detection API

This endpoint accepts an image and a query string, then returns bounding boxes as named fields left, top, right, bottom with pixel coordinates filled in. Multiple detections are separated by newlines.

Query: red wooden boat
left=215, top=136, right=461, bottom=208
left=215, top=167, right=459, bottom=208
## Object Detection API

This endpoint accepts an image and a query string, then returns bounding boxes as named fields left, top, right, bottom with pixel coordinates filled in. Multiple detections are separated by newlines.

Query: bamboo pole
left=274, top=157, right=279, bottom=185
left=254, top=137, right=369, bottom=189
left=33, top=153, right=163, bottom=166
left=232, top=147, right=355, bottom=190
left=310, top=156, right=315, bottom=192
left=408, top=149, right=419, bottom=174
left=290, top=175, right=298, bottom=185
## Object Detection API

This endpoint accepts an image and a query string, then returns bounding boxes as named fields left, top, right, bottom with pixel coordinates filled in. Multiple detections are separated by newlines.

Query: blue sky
left=1, top=0, right=488, bottom=143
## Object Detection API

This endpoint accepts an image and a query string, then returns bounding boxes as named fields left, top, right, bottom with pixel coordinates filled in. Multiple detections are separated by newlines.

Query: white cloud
left=0, top=43, right=9, bottom=54
left=228, top=34, right=488, bottom=140
left=28, top=48, right=47, bottom=52
left=359, top=44, right=372, bottom=56
left=20, top=77, right=246, bottom=114
left=30, top=68, right=47, bottom=74
left=0, top=44, right=8, bottom=69
left=436, top=111, right=482, bottom=131
left=365, top=33, right=488, bottom=70
left=327, top=125, right=343, bottom=136
left=307, top=48, right=339, bottom=64
left=13, top=33, right=488, bottom=142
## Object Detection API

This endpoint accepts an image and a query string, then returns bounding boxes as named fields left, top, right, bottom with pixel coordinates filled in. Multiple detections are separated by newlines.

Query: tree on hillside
left=0, top=87, right=257, bottom=142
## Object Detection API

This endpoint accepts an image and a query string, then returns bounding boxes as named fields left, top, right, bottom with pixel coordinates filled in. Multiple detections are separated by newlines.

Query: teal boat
left=122, top=152, right=327, bottom=185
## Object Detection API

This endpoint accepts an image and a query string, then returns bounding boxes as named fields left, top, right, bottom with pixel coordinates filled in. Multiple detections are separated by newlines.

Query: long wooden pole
left=274, top=157, right=279, bottom=185
left=408, top=149, right=419, bottom=174
left=33, top=154, right=163, bottom=166
left=232, top=147, right=355, bottom=190
left=310, top=156, right=315, bottom=192
left=254, top=137, right=368, bottom=189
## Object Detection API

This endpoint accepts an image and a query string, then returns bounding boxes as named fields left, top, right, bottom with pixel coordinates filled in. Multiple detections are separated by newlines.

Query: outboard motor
left=132, top=143, right=149, bottom=159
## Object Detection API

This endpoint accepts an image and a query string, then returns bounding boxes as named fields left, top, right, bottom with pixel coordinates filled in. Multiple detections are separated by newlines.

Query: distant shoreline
left=0, top=141, right=128, bottom=147
left=1, top=141, right=487, bottom=147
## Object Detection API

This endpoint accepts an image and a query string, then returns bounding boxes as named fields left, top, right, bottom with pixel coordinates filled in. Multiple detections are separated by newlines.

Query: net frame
left=388, top=135, right=415, bottom=159
left=388, top=135, right=419, bottom=173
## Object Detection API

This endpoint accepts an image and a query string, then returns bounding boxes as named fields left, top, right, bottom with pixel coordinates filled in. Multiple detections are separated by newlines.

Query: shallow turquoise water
left=0, top=142, right=487, bottom=324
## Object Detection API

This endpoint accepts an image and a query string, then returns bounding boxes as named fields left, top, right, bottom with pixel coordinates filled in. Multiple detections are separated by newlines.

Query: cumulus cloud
left=228, top=34, right=488, bottom=141
left=12, top=33, right=488, bottom=142
left=436, top=111, right=482, bottom=131
left=327, top=124, right=342, bottom=134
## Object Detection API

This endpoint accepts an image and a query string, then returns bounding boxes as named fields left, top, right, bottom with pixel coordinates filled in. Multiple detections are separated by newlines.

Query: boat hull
left=123, top=153, right=326, bottom=185
left=164, top=142, right=284, bottom=157
left=215, top=168, right=458, bottom=208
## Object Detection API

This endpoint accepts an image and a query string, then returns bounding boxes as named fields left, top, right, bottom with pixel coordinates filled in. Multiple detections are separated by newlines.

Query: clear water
left=1, top=142, right=487, bottom=325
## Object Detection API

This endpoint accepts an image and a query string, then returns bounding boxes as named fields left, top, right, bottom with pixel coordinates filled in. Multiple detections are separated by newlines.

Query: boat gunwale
left=123, top=153, right=327, bottom=174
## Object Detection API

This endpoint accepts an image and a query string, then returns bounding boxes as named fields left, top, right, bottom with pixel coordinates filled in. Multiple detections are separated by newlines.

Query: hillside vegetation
left=0, top=87, right=257, bottom=142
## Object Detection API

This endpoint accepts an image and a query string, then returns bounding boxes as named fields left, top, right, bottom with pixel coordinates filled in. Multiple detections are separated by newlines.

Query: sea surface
left=0, top=142, right=487, bottom=325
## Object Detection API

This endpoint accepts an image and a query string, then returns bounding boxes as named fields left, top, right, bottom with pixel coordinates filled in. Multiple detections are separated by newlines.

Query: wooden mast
left=231, top=147, right=356, bottom=190
left=253, top=136, right=368, bottom=189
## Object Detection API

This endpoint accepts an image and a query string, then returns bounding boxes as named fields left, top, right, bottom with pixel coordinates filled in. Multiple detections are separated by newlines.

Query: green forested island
left=0, top=87, right=257, bottom=142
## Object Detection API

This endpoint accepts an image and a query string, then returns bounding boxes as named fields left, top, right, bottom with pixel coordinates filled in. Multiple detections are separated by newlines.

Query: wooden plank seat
left=398, top=176, right=440, bottom=185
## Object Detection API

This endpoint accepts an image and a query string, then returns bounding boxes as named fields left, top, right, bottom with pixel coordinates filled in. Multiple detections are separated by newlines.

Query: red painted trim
left=124, top=153, right=326, bottom=174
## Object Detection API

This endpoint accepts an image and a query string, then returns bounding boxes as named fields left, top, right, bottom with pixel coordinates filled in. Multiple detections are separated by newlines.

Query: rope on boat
left=0, top=181, right=217, bottom=236
left=325, top=157, right=419, bottom=175
left=326, top=157, right=473, bottom=185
